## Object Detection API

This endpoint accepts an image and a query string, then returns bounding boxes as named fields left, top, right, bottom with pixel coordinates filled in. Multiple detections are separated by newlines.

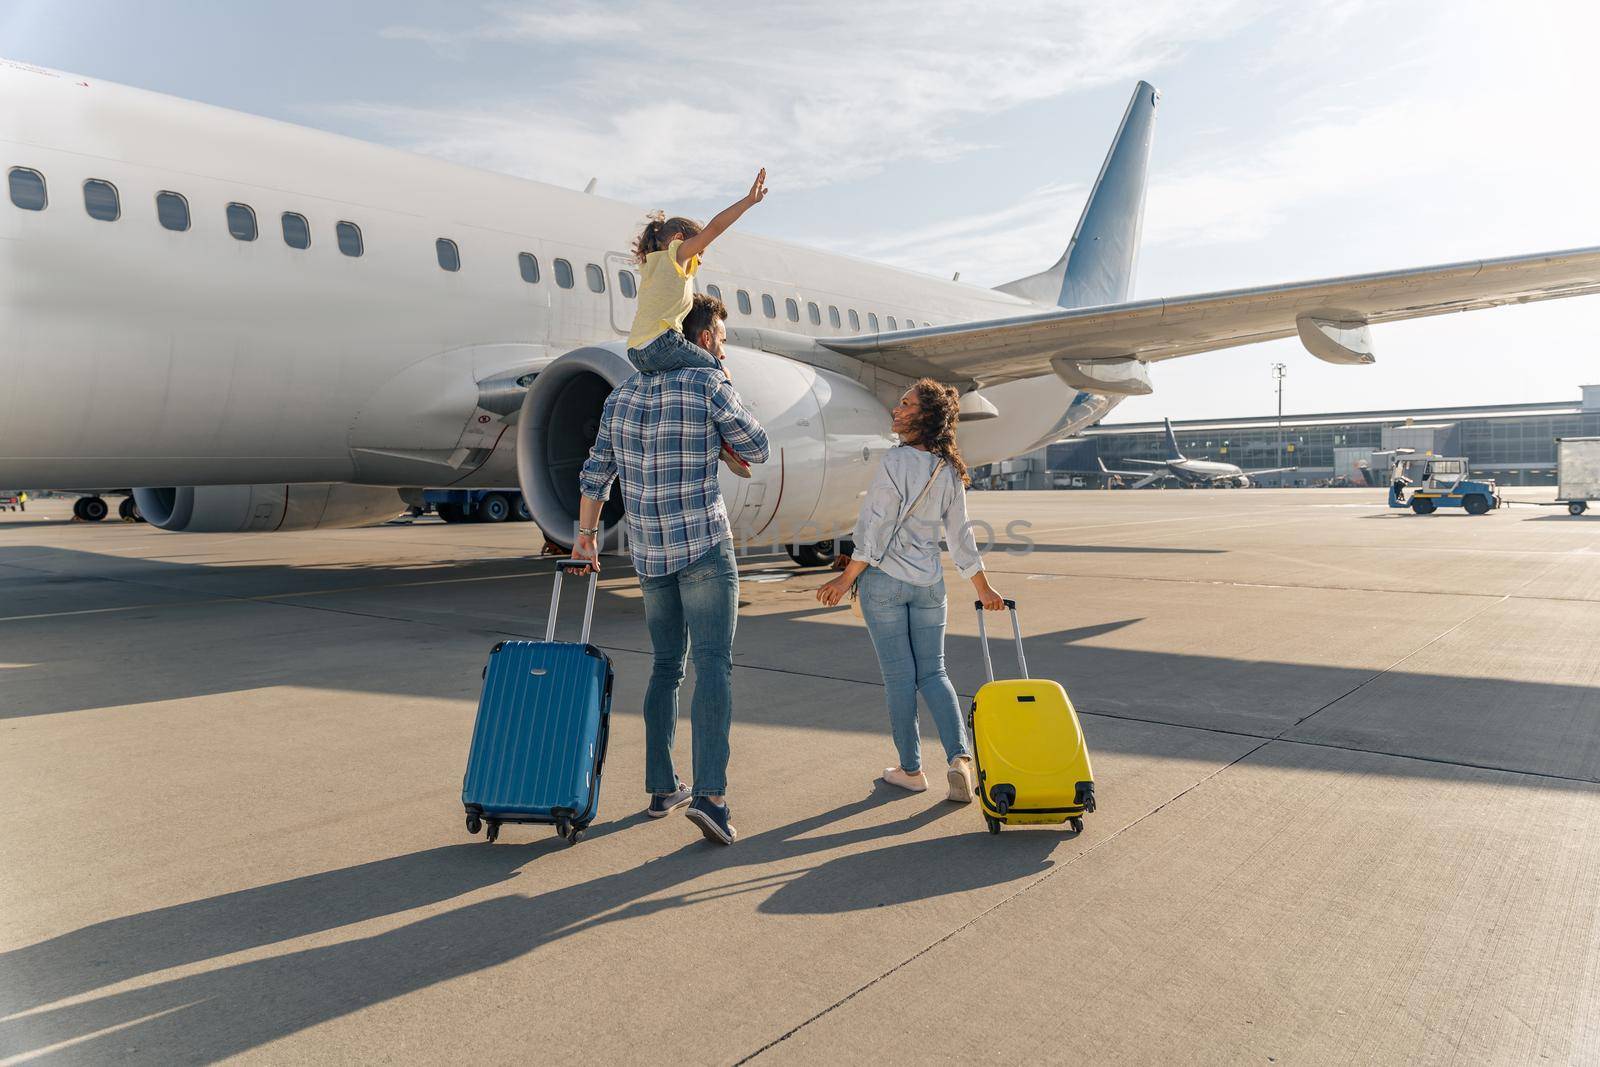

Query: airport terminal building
left=978, top=386, right=1600, bottom=489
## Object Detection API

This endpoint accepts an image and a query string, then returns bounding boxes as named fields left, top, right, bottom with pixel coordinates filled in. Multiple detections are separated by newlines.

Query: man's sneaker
left=685, top=796, right=738, bottom=845
left=647, top=780, right=692, bottom=818
left=719, top=443, right=752, bottom=478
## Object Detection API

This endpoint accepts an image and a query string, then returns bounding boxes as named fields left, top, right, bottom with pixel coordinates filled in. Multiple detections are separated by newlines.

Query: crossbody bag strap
left=881, top=457, right=946, bottom=553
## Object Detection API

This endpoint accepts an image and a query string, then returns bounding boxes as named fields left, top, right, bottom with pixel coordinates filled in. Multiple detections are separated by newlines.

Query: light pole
left=1271, top=362, right=1287, bottom=482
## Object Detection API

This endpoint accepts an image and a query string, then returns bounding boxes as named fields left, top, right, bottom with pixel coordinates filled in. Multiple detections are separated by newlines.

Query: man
left=574, top=295, right=768, bottom=844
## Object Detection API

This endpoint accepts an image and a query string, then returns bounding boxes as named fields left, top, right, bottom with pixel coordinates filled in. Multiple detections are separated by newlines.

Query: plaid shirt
left=579, top=368, right=769, bottom=577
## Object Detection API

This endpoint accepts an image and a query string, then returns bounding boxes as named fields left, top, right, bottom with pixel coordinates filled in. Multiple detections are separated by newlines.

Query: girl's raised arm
left=678, top=168, right=767, bottom=265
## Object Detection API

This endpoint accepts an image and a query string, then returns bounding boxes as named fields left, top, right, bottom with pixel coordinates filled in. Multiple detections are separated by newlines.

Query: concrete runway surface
left=2, top=489, right=1597, bottom=1064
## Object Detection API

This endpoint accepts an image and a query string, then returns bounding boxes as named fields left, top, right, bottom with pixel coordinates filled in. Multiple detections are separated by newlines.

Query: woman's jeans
left=638, top=539, right=739, bottom=796
left=628, top=330, right=719, bottom=374
left=857, top=567, right=971, bottom=774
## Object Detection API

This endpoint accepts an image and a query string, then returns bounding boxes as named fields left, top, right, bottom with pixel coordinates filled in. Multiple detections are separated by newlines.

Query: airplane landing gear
left=74, top=496, right=109, bottom=522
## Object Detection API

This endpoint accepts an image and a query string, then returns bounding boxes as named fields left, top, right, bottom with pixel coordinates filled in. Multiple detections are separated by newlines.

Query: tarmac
left=2, top=488, right=1597, bottom=1064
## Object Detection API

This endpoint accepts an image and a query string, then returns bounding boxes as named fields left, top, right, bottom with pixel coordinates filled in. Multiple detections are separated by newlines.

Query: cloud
left=348, top=0, right=1271, bottom=202
left=816, top=0, right=1600, bottom=290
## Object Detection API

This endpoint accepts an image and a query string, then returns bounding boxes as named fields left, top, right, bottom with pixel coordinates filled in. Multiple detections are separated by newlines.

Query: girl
left=625, top=169, right=768, bottom=475
left=627, top=168, right=767, bottom=375
left=816, top=379, right=1007, bottom=802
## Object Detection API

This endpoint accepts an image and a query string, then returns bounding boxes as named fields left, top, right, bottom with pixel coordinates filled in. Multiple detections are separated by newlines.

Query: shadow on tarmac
left=4, top=546, right=1599, bottom=782
left=0, top=786, right=1057, bottom=1060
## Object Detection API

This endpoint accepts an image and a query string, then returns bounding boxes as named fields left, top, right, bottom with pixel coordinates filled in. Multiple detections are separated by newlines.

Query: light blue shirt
left=853, top=445, right=984, bottom=587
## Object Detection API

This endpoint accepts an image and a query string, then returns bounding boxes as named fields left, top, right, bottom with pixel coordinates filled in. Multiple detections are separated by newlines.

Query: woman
left=817, top=379, right=1006, bottom=802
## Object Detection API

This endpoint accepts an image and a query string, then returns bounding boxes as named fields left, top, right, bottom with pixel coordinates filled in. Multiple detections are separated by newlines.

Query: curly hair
left=903, top=378, right=970, bottom=486
left=632, top=211, right=704, bottom=264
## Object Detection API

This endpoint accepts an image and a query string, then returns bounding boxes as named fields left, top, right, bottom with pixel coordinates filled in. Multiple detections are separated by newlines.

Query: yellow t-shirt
left=627, top=237, right=701, bottom=350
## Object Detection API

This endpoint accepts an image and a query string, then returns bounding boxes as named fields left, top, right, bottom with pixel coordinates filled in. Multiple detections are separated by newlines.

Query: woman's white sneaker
left=946, top=757, right=975, bottom=803
left=883, top=766, right=929, bottom=792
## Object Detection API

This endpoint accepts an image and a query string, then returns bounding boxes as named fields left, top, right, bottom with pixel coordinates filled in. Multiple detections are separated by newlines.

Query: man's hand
left=571, top=533, right=600, bottom=574
left=746, top=167, right=768, bottom=206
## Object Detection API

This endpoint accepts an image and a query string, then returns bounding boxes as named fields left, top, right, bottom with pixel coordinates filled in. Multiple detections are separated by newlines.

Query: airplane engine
left=517, top=342, right=894, bottom=551
left=131, top=484, right=409, bottom=532
left=1236, top=476, right=1252, bottom=488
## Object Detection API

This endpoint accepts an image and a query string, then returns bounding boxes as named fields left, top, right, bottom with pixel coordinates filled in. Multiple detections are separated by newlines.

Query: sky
left=5, top=0, right=1598, bottom=423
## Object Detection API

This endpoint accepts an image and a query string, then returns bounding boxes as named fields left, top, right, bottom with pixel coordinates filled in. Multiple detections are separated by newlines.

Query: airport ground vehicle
left=1385, top=454, right=1501, bottom=515
left=418, top=488, right=532, bottom=524
left=1, top=490, right=22, bottom=511
left=1554, top=437, right=1599, bottom=515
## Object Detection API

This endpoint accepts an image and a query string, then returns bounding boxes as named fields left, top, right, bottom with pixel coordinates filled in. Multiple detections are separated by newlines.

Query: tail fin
left=995, top=81, right=1159, bottom=309
left=1163, top=417, right=1184, bottom=460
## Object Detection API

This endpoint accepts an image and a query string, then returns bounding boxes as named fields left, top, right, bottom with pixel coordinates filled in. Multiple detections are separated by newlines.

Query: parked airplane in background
left=1099, top=419, right=1296, bottom=488
left=4, top=58, right=1600, bottom=561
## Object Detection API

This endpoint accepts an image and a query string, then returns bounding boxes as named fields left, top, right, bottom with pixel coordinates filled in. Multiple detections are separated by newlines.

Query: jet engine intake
left=517, top=341, right=894, bottom=551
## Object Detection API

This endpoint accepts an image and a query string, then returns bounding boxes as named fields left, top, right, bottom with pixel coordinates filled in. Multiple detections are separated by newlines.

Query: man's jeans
left=638, top=538, right=738, bottom=797
left=857, top=566, right=971, bottom=774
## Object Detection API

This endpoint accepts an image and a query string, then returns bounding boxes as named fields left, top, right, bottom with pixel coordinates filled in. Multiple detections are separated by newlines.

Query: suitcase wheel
left=466, top=814, right=482, bottom=835
left=485, top=820, right=500, bottom=844
left=985, top=816, right=1001, bottom=835
left=567, top=826, right=587, bottom=845
left=1069, top=816, right=1084, bottom=834
left=555, top=817, right=571, bottom=840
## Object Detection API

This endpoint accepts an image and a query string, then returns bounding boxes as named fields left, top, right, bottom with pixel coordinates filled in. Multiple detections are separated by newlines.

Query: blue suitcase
left=463, top=559, right=612, bottom=845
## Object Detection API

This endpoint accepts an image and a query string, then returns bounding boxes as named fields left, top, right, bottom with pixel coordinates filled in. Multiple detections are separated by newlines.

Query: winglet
left=1163, top=417, right=1184, bottom=460
left=995, top=81, right=1159, bottom=309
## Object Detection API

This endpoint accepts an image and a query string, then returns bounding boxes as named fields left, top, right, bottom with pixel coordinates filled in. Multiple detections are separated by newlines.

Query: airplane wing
left=1115, top=458, right=1172, bottom=467
left=1242, top=466, right=1298, bottom=477
left=1096, top=458, right=1167, bottom=486
left=818, top=246, right=1600, bottom=386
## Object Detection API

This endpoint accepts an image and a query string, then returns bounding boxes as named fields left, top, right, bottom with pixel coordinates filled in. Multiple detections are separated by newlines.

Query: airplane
left=1097, top=418, right=1296, bottom=488
left=4, top=58, right=1600, bottom=566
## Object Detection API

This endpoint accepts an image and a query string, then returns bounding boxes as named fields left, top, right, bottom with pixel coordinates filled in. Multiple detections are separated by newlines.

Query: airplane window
left=586, top=263, right=605, bottom=293
left=905, top=319, right=916, bottom=329
left=867, top=312, right=879, bottom=331
left=886, top=316, right=898, bottom=330
left=761, top=294, right=776, bottom=319
left=807, top=301, right=821, bottom=326
left=736, top=289, right=752, bottom=315
left=8, top=167, right=46, bottom=211
left=785, top=298, right=799, bottom=322
left=336, top=221, right=363, bottom=257
left=281, top=212, right=311, bottom=250
left=554, top=258, right=574, bottom=288
left=848, top=309, right=860, bottom=331
left=706, top=284, right=722, bottom=301
left=618, top=270, right=636, bottom=299
left=828, top=305, right=841, bottom=328
left=436, top=238, right=461, bottom=272
left=518, top=252, right=540, bottom=283
left=155, top=191, right=189, bottom=231
left=226, top=202, right=257, bottom=241
left=83, top=179, right=120, bottom=222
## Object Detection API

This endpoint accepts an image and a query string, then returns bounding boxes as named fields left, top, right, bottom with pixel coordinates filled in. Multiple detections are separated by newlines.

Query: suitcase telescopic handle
left=548, top=559, right=599, bottom=645
left=974, top=598, right=1027, bottom=683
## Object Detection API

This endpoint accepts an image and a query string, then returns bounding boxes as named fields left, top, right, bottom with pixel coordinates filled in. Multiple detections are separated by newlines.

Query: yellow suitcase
left=969, top=599, right=1096, bottom=834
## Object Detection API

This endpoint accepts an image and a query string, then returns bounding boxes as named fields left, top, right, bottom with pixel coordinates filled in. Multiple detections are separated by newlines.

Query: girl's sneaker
left=946, top=757, right=975, bottom=803
left=883, top=767, right=928, bottom=792
left=719, top=442, right=751, bottom=477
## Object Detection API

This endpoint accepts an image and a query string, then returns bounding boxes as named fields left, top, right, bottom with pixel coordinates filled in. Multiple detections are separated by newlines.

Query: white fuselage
left=0, top=60, right=1114, bottom=539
